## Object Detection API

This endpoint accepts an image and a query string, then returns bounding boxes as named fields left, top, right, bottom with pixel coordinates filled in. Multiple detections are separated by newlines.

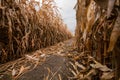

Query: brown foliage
left=0, top=0, right=72, bottom=63
left=75, top=0, right=120, bottom=79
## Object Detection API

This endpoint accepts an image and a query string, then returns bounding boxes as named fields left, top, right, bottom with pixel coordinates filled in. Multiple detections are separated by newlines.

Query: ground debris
left=0, top=38, right=115, bottom=80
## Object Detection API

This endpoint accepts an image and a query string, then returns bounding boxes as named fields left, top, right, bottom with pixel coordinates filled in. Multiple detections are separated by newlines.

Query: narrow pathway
left=0, top=38, right=76, bottom=80
left=0, top=38, right=114, bottom=80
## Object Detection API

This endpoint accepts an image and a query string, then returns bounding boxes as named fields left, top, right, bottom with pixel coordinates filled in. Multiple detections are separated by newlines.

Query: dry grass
left=0, top=0, right=72, bottom=63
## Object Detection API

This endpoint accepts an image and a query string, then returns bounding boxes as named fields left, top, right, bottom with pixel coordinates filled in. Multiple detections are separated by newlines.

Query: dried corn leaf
left=90, top=62, right=112, bottom=72
left=69, top=68, right=77, bottom=76
left=83, top=0, right=98, bottom=41
left=75, top=62, right=86, bottom=70
left=107, top=13, right=120, bottom=52
left=101, top=71, right=114, bottom=79
left=25, top=55, right=39, bottom=61
left=58, top=74, right=62, bottom=80
left=84, top=69, right=97, bottom=79
left=12, top=69, right=17, bottom=76
left=15, top=66, right=30, bottom=78
left=107, top=0, right=116, bottom=18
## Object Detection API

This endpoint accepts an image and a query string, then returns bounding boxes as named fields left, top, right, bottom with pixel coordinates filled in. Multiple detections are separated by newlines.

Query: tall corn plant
left=0, top=0, right=72, bottom=63
left=75, top=0, right=120, bottom=79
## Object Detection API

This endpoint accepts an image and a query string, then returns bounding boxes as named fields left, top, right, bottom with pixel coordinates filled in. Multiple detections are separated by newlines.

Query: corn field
left=0, top=0, right=72, bottom=63
left=75, top=0, right=120, bottom=79
left=0, top=0, right=120, bottom=80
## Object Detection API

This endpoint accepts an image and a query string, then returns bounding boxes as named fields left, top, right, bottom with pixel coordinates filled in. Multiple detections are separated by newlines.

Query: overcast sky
left=55, top=0, right=77, bottom=34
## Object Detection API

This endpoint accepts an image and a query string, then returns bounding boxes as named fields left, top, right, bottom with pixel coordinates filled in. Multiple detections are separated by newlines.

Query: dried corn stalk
left=75, top=0, right=120, bottom=79
left=0, top=0, right=72, bottom=63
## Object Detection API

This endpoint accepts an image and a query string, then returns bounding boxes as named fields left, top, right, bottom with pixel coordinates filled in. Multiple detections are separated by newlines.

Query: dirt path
left=17, top=55, right=71, bottom=80
left=17, top=38, right=75, bottom=80
left=0, top=38, right=76, bottom=80
left=0, top=38, right=114, bottom=80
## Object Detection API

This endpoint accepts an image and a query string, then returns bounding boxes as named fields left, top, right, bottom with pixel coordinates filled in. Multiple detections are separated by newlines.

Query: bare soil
left=17, top=55, right=71, bottom=80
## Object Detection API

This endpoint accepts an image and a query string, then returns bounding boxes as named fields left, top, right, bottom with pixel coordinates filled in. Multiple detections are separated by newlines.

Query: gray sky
left=55, top=0, right=77, bottom=34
